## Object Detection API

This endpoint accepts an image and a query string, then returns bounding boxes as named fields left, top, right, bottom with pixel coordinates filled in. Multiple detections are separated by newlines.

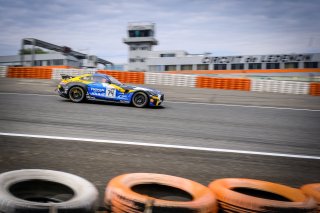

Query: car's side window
left=81, top=76, right=94, bottom=82
left=93, top=76, right=108, bottom=83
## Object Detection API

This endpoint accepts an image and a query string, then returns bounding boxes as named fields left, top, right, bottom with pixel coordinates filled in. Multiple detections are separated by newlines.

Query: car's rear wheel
left=132, top=92, right=148, bottom=108
left=69, top=86, right=86, bottom=103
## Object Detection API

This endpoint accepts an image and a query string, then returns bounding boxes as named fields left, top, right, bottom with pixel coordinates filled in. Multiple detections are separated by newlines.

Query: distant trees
left=19, top=48, right=48, bottom=55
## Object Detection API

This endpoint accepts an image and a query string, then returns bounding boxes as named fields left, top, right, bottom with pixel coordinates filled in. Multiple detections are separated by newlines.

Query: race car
left=57, top=73, right=164, bottom=107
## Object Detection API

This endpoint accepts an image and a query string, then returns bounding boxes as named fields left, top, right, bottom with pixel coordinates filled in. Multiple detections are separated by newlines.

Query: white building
left=124, top=23, right=320, bottom=72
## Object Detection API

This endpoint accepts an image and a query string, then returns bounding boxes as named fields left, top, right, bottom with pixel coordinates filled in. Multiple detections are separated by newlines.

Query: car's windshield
left=108, top=75, right=123, bottom=85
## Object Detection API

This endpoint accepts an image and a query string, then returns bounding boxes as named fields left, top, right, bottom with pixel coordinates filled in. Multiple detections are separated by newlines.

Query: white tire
left=0, top=169, right=98, bottom=213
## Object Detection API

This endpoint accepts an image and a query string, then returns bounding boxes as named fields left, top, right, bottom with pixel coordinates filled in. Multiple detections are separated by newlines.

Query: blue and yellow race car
left=57, top=73, right=164, bottom=107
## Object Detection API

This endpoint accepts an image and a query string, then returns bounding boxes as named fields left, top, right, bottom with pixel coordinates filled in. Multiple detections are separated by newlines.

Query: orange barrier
left=168, top=68, right=320, bottom=75
left=98, top=70, right=144, bottom=84
left=301, top=183, right=320, bottom=211
left=7, top=67, right=52, bottom=79
left=310, top=83, right=320, bottom=96
left=209, top=178, right=317, bottom=212
left=105, top=173, right=218, bottom=213
left=197, top=76, right=251, bottom=91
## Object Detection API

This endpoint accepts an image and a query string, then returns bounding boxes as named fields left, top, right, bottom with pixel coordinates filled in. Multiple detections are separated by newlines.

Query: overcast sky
left=0, top=0, right=319, bottom=63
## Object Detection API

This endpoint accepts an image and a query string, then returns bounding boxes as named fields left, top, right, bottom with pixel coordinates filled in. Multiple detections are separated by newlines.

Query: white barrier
left=0, top=66, right=7, bottom=77
left=52, top=68, right=96, bottom=80
left=251, top=79, right=310, bottom=95
left=145, top=73, right=196, bottom=87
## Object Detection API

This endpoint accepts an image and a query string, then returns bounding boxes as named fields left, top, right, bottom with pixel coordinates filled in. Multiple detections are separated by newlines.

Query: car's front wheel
left=132, top=92, right=148, bottom=108
left=69, top=86, right=86, bottom=103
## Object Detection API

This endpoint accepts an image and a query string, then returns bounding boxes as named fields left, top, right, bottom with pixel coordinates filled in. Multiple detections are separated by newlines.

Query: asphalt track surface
left=0, top=78, right=319, bottom=206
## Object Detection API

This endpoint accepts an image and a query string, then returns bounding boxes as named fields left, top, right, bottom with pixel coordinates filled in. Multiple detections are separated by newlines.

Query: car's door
left=87, top=76, right=117, bottom=100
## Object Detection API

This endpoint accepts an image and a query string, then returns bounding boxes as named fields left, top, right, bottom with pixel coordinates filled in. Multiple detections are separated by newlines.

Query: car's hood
left=122, top=85, right=161, bottom=94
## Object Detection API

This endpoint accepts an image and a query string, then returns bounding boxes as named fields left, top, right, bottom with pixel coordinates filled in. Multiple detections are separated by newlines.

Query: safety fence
left=197, top=76, right=251, bottom=91
left=7, top=67, right=53, bottom=79
left=145, top=72, right=197, bottom=87
left=310, top=83, right=320, bottom=96
left=0, top=66, right=7, bottom=77
left=6, top=66, right=71, bottom=79
left=1, top=66, right=320, bottom=96
left=0, top=169, right=319, bottom=212
left=98, top=70, right=144, bottom=84
left=251, top=79, right=310, bottom=95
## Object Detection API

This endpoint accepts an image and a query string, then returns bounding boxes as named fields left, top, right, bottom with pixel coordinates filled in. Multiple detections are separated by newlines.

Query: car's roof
left=92, top=73, right=109, bottom=78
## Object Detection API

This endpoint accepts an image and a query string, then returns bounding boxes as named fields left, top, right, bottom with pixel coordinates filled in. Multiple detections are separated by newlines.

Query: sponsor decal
left=91, top=88, right=105, bottom=93
left=117, top=94, right=128, bottom=99
left=91, top=92, right=105, bottom=97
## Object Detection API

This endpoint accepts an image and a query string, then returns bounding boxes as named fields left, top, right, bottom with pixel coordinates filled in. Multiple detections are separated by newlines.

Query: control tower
left=123, top=22, right=158, bottom=71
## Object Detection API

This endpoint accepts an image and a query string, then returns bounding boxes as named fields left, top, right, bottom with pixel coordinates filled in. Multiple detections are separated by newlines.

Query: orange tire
left=105, top=173, right=218, bottom=213
left=209, top=178, right=317, bottom=212
left=301, top=183, right=320, bottom=211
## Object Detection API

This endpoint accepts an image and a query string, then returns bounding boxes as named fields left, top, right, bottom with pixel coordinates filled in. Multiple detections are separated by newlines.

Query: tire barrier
left=105, top=173, right=218, bottom=213
left=251, top=79, right=310, bottom=95
left=197, top=77, right=251, bottom=91
left=208, top=178, right=317, bottom=213
left=0, top=169, right=318, bottom=213
left=0, top=169, right=99, bottom=213
left=301, top=183, right=320, bottom=211
left=98, top=70, right=144, bottom=84
left=145, top=72, right=197, bottom=87
left=310, top=83, right=320, bottom=96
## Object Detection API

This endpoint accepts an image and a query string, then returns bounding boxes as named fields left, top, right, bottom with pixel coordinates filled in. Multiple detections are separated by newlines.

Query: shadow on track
left=59, top=99, right=166, bottom=110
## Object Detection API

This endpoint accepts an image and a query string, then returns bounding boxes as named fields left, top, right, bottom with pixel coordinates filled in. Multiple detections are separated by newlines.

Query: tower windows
left=160, top=53, right=175, bottom=57
left=129, top=30, right=152, bottom=37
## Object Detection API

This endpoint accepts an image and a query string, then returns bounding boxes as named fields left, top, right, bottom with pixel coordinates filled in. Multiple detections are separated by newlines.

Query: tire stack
left=0, top=169, right=98, bottom=213
left=0, top=169, right=319, bottom=213
left=105, top=173, right=218, bottom=213
left=208, top=178, right=317, bottom=213
left=301, top=183, right=320, bottom=212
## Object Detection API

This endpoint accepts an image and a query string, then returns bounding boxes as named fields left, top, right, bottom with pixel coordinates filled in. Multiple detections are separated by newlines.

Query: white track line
left=166, top=101, right=320, bottom=112
left=1, top=92, right=319, bottom=111
left=1, top=132, right=319, bottom=160
left=0, top=92, right=55, bottom=97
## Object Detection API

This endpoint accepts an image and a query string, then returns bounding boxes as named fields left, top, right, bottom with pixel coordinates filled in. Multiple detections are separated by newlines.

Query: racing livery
left=57, top=73, right=164, bottom=107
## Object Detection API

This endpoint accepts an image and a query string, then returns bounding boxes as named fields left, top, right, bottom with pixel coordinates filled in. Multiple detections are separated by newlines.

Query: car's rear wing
left=60, top=74, right=74, bottom=80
